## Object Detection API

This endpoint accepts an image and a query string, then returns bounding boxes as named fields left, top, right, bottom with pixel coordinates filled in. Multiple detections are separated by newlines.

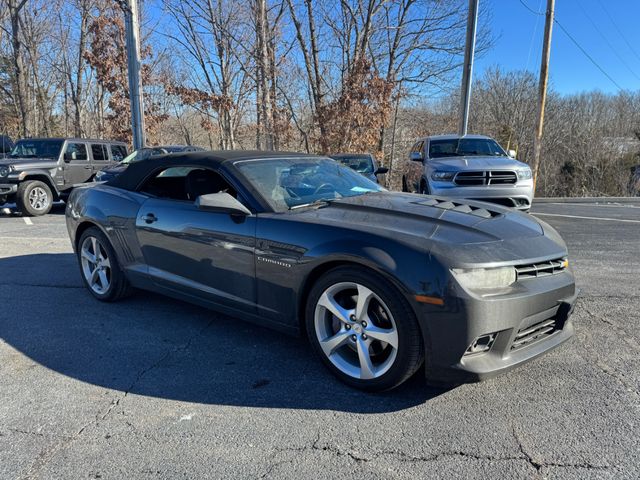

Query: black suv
left=0, top=135, right=14, bottom=159
left=0, top=137, right=128, bottom=216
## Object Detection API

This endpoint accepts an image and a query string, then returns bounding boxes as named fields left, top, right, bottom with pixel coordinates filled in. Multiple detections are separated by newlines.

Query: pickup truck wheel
left=16, top=180, right=52, bottom=216
left=419, top=180, right=430, bottom=195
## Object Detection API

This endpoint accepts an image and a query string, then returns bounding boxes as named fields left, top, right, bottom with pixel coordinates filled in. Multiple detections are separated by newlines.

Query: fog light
left=465, top=333, right=496, bottom=355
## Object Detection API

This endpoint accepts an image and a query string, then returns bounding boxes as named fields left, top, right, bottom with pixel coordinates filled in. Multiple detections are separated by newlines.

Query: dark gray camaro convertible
left=66, top=151, right=577, bottom=391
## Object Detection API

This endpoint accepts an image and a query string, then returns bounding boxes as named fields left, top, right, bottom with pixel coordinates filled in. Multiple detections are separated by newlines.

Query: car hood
left=294, top=192, right=566, bottom=266
left=0, top=157, right=58, bottom=169
left=428, top=155, right=528, bottom=171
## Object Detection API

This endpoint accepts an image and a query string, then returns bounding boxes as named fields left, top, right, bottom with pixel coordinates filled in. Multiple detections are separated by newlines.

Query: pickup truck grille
left=515, top=258, right=568, bottom=280
left=454, top=170, right=517, bottom=186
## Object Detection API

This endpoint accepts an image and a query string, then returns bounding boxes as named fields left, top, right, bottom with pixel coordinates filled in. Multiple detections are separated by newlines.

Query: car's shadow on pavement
left=0, top=253, right=449, bottom=413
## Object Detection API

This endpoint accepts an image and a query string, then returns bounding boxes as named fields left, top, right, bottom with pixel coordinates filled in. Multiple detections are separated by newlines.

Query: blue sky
left=475, top=0, right=640, bottom=94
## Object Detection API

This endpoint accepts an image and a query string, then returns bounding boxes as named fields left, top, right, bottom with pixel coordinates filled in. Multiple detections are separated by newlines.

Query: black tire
left=16, top=180, right=53, bottom=216
left=305, top=266, right=424, bottom=392
left=77, top=226, right=133, bottom=302
left=419, top=179, right=430, bottom=195
left=401, top=176, right=409, bottom=192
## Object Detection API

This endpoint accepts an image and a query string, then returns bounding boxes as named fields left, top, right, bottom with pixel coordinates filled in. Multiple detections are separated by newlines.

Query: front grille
left=515, top=258, right=567, bottom=280
left=511, top=318, right=560, bottom=351
left=454, top=170, right=517, bottom=186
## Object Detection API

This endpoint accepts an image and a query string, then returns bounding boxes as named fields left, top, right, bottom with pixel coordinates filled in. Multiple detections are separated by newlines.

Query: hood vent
left=414, top=198, right=501, bottom=219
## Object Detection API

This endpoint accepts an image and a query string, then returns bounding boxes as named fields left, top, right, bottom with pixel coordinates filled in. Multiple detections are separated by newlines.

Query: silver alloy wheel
left=80, top=236, right=111, bottom=295
left=28, top=186, right=49, bottom=210
left=314, top=282, right=399, bottom=380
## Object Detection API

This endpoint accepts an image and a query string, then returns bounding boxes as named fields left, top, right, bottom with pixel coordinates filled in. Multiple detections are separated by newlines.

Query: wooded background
left=1, top=0, right=639, bottom=196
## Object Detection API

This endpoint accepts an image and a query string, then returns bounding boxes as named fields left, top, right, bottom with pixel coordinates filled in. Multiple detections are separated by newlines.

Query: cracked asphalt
left=0, top=199, right=639, bottom=479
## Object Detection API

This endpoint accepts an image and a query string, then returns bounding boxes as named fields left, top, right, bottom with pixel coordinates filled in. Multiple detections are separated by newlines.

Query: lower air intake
left=511, top=318, right=561, bottom=351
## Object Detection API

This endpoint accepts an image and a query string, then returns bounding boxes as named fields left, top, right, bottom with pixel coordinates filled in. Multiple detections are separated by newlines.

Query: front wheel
left=305, top=267, right=424, bottom=391
left=419, top=179, right=430, bottom=195
left=16, top=180, right=53, bottom=216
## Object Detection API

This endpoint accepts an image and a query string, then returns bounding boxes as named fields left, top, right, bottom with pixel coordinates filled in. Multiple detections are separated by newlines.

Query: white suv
left=408, top=134, right=534, bottom=211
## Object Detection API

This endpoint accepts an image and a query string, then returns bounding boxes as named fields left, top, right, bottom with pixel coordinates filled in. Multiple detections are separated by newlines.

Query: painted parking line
left=533, top=212, right=640, bottom=224
left=23, top=217, right=33, bottom=225
left=543, top=202, right=640, bottom=208
left=0, top=236, right=67, bottom=241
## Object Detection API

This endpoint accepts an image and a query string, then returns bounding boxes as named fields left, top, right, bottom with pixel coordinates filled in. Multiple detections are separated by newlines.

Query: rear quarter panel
left=66, top=185, right=145, bottom=268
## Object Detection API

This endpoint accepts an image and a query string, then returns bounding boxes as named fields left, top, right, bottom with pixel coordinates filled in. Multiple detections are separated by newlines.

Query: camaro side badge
left=257, top=256, right=293, bottom=268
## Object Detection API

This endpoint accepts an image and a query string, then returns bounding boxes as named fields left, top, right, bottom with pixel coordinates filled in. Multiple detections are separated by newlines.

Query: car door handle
left=84, top=166, right=92, bottom=169
left=142, top=213, right=157, bottom=224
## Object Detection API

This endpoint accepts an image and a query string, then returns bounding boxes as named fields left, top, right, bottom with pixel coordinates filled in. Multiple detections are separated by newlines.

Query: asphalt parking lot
left=1, top=200, right=639, bottom=479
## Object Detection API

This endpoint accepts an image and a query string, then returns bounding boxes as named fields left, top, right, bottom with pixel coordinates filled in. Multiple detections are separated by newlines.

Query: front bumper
left=0, top=183, right=17, bottom=197
left=418, top=270, right=577, bottom=384
left=428, top=181, right=534, bottom=210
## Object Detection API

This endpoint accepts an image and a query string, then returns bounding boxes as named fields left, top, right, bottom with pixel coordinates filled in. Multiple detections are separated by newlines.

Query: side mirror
left=195, top=192, right=252, bottom=216
left=409, top=151, right=423, bottom=162
left=507, top=149, right=516, bottom=158
left=64, top=152, right=77, bottom=162
left=374, top=166, right=389, bottom=175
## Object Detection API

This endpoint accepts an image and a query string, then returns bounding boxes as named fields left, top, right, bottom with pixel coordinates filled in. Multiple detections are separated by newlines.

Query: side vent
left=112, top=228, right=135, bottom=263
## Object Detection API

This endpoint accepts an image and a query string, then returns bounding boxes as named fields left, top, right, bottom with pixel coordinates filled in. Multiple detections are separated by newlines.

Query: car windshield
left=429, top=138, right=506, bottom=158
left=235, top=157, right=384, bottom=211
left=10, top=139, right=64, bottom=159
left=121, top=148, right=162, bottom=164
left=331, top=155, right=374, bottom=174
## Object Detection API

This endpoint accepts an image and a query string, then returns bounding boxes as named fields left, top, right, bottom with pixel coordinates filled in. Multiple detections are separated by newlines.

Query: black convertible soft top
left=106, top=150, right=321, bottom=192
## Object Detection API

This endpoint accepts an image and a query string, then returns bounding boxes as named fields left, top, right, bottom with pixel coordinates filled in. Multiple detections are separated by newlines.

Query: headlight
left=516, top=168, right=532, bottom=180
left=94, top=171, right=104, bottom=182
left=0, top=165, right=10, bottom=177
left=452, top=266, right=516, bottom=290
left=431, top=171, right=455, bottom=181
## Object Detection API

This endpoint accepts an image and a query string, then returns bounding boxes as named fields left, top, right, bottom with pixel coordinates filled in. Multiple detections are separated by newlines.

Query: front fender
left=303, top=238, right=447, bottom=301
left=17, top=170, right=60, bottom=197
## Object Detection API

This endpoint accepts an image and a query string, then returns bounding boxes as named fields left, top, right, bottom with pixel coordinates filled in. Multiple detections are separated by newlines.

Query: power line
left=525, top=0, right=544, bottom=71
left=518, top=0, right=625, bottom=91
left=518, top=0, right=542, bottom=16
left=574, top=0, right=640, bottom=83
left=553, top=19, right=625, bottom=91
left=596, top=0, right=640, bottom=65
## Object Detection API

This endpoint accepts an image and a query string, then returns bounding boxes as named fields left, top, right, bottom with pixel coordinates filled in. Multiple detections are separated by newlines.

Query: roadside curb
left=534, top=197, right=640, bottom=204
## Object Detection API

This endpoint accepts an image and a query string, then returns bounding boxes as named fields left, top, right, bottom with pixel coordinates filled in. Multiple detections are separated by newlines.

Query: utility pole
left=532, top=0, right=555, bottom=191
left=122, top=0, right=146, bottom=150
left=458, top=0, right=479, bottom=136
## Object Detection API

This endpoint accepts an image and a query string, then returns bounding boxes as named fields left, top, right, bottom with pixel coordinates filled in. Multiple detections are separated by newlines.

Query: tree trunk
left=9, top=0, right=29, bottom=137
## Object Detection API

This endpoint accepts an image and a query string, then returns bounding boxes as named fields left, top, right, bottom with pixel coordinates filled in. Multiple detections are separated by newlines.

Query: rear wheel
left=78, top=227, right=132, bottom=301
left=305, top=266, right=424, bottom=391
left=16, top=180, right=52, bottom=216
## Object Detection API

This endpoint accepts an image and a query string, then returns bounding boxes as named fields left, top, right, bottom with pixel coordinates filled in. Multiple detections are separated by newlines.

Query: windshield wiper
left=289, top=199, right=332, bottom=210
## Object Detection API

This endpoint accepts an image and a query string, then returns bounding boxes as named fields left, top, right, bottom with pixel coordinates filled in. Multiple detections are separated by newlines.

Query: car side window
left=91, top=144, right=107, bottom=161
left=111, top=145, right=127, bottom=161
left=138, top=166, right=238, bottom=203
left=65, top=143, right=88, bottom=161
